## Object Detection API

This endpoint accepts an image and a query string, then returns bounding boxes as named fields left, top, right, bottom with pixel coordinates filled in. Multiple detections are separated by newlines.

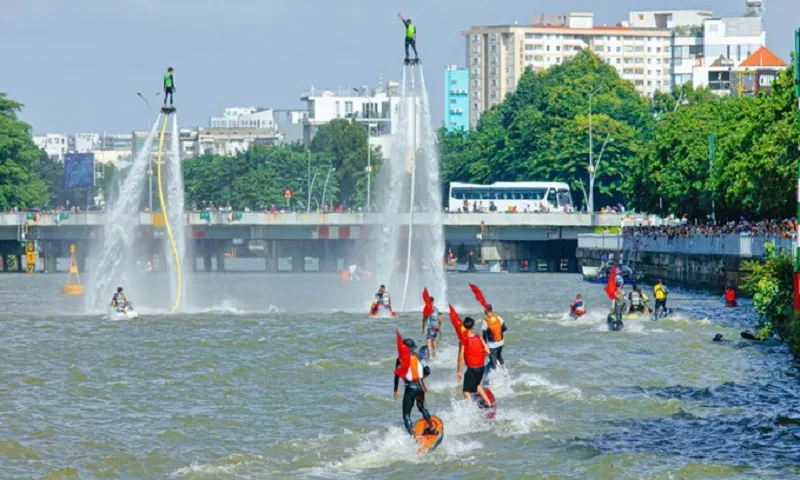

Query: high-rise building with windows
left=462, top=12, right=672, bottom=127
left=444, top=65, right=470, bottom=131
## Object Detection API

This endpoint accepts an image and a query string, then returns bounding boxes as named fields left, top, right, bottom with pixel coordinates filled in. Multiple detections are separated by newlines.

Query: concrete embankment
left=576, top=234, right=793, bottom=290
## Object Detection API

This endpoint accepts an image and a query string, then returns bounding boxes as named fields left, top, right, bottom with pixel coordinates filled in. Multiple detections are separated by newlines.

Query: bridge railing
left=578, top=234, right=795, bottom=258
left=10, top=211, right=630, bottom=227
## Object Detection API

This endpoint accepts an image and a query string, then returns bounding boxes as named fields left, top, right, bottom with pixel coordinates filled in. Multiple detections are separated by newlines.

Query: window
left=634, top=46, right=643, bottom=53
left=344, top=101, right=353, bottom=114
left=450, top=99, right=457, bottom=104
left=556, top=45, right=561, bottom=51
left=616, top=46, right=621, bottom=53
left=546, top=45, right=551, bottom=51
left=490, top=45, right=497, bottom=53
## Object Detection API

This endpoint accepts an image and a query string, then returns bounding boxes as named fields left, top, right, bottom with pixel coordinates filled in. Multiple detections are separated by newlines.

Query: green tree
left=309, top=119, right=382, bottom=206
left=440, top=49, right=652, bottom=209
left=0, top=93, right=49, bottom=209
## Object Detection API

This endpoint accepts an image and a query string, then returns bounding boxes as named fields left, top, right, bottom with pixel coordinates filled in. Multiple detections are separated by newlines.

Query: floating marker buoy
left=62, top=244, right=84, bottom=295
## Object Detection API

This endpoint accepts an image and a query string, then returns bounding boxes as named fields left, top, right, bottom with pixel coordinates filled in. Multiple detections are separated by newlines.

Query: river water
left=2, top=273, right=799, bottom=479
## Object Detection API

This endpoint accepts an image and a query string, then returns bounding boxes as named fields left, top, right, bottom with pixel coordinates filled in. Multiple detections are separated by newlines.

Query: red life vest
left=725, top=288, right=736, bottom=302
left=464, top=334, right=486, bottom=368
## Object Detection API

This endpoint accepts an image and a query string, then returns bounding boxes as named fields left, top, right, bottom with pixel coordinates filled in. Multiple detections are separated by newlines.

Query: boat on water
left=107, top=305, right=139, bottom=321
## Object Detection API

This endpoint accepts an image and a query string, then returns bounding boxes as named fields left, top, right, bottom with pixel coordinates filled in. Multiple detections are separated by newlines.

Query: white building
left=693, top=15, right=765, bottom=94
left=33, top=133, right=68, bottom=160
left=198, top=128, right=279, bottom=156
left=463, top=12, right=673, bottom=127
left=273, top=109, right=307, bottom=144
left=300, top=83, right=401, bottom=144
left=209, top=107, right=275, bottom=130
left=626, top=10, right=713, bottom=88
left=132, top=128, right=200, bottom=160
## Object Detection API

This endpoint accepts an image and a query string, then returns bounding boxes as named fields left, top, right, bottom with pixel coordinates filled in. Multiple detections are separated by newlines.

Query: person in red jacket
left=456, top=317, right=492, bottom=406
left=724, top=283, right=738, bottom=307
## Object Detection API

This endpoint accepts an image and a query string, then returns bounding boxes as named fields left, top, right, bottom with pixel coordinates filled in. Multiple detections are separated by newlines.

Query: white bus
left=448, top=181, right=574, bottom=213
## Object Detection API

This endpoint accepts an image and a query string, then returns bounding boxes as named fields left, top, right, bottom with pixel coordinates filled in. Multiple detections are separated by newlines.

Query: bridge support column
left=291, top=254, right=304, bottom=272
left=567, top=257, right=578, bottom=273
left=547, top=259, right=557, bottom=272
left=215, top=250, right=226, bottom=272
left=203, top=253, right=212, bottom=272
left=508, top=260, right=520, bottom=273
left=16, top=254, right=24, bottom=272
left=42, top=242, right=56, bottom=273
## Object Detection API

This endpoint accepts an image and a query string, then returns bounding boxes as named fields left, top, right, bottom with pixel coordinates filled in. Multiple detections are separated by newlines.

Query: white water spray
left=165, top=115, right=192, bottom=310
left=88, top=115, right=162, bottom=309
left=373, top=64, right=447, bottom=311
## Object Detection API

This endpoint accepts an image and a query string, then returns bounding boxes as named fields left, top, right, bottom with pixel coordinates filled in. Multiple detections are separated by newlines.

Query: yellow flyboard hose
left=156, top=114, right=182, bottom=312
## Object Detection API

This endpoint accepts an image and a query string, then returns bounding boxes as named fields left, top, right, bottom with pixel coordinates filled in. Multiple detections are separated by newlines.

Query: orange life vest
left=464, top=334, right=486, bottom=369
left=486, top=314, right=503, bottom=343
left=404, top=354, right=421, bottom=382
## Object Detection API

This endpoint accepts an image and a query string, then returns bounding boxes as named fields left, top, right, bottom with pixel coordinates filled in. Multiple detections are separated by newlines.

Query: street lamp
left=588, top=132, right=613, bottom=213
left=321, top=165, right=335, bottom=211
left=136, top=92, right=153, bottom=212
left=354, top=87, right=375, bottom=211
left=587, top=87, right=602, bottom=214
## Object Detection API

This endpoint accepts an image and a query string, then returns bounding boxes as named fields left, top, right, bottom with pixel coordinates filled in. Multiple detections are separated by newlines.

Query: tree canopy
left=0, top=93, right=50, bottom=210
left=439, top=50, right=653, bottom=210
left=182, top=119, right=382, bottom=210
left=440, top=49, right=800, bottom=219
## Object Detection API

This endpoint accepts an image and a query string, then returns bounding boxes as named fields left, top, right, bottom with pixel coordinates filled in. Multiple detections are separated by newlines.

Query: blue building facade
left=444, top=66, right=469, bottom=132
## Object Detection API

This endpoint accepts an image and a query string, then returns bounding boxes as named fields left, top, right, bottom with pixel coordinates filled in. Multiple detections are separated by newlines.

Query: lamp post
left=322, top=165, right=335, bottom=211
left=793, top=28, right=800, bottom=314
left=588, top=87, right=601, bottom=214
left=588, top=132, right=612, bottom=213
left=136, top=92, right=153, bottom=212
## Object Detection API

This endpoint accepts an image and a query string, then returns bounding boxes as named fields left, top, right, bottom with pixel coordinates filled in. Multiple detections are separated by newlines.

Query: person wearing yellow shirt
left=653, top=279, right=669, bottom=318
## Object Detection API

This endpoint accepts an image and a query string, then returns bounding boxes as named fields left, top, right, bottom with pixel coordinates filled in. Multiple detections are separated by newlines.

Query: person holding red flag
left=421, top=288, right=443, bottom=359
left=468, top=283, right=508, bottom=379
left=392, top=329, right=437, bottom=436
left=449, top=305, right=492, bottom=406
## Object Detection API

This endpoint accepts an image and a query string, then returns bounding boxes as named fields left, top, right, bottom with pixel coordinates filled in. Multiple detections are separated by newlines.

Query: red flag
left=605, top=264, right=618, bottom=300
left=469, top=283, right=489, bottom=309
left=449, top=304, right=468, bottom=344
left=422, top=288, right=433, bottom=317
left=394, top=329, right=410, bottom=377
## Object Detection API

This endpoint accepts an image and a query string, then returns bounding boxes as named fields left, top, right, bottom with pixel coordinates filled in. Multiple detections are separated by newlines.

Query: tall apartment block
left=462, top=12, right=672, bottom=127
left=443, top=65, right=470, bottom=132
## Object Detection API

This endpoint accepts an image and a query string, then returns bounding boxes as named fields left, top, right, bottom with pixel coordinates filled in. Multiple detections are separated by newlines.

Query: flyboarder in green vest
left=162, top=67, right=175, bottom=113
left=397, top=12, right=419, bottom=65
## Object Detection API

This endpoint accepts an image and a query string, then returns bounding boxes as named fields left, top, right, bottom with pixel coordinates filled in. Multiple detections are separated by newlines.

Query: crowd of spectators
left=622, top=216, right=797, bottom=240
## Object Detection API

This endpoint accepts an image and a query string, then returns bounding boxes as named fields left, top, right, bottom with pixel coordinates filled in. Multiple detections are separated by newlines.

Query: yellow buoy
left=62, top=244, right=85, bottom=295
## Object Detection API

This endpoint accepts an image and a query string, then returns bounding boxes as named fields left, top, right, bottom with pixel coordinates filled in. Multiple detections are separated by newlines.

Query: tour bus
left=448, top=181, right=574, bottom=213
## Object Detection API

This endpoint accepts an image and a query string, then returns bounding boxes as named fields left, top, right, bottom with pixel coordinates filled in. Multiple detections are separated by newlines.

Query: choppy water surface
left=1, top=273, right=799, bottom=479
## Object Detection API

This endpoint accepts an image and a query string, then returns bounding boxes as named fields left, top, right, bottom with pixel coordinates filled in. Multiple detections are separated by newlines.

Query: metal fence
left=578, top=234, right=795, bottom=258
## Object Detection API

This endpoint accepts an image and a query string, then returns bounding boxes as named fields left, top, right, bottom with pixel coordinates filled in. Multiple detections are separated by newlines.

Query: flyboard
left=607, top=314, right=623, bottom=331
left=369, top=305, right=398, bottom=319
left=106, top=305, right=139, bottom=321
left=413, top=415, right=443, bottom=455
left=161, top=105, right=176, bottom=114
left=404, top=58, right=421, bottom=65
left=472, top=388, right=497, bottom=419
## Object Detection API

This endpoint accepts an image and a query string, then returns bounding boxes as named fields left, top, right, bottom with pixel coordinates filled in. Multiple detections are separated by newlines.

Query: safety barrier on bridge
left=8, top=211, right=628, bottom=228
left=578, top=234, right=794, bottom=258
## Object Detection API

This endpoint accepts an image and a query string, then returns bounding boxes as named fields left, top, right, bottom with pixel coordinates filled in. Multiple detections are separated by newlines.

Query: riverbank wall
left=576, top=234, right=794, bottom=290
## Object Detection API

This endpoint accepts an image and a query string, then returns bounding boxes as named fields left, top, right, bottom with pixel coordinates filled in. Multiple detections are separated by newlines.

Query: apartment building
left=444, top=65, right=470, bottom=132
left=462, top=12, right=672, bottom=127
left=209, top=107, right=275, bottom=130
left=300, top=83, right=401, bottom=144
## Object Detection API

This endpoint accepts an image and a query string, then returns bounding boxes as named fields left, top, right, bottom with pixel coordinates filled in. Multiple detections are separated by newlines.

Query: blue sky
left=3, top=0, right=797, bottom=134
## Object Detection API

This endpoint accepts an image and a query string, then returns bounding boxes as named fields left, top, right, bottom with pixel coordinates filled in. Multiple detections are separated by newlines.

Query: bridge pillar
left=16, top=254, right=24, bottom=272
left=467, top=251, right=477, bottom=272
left=291, top=254, right=304, bottom=272
left=215, top=250, right=226, bottom=272
left=508, top=260, right=520, bottom=273
left=203, top=252, right=212, bottom=272
left=42, top=242, right=56, bottom=273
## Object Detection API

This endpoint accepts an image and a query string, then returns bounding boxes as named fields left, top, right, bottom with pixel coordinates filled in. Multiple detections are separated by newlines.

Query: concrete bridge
left=1, top=212, right=626, bottom=273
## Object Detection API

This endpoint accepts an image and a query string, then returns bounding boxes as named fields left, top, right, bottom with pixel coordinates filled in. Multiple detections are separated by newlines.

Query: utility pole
left=793, top=28, right=800, bottom=314
left=588, top=87, right=601, bottom=214
left=709, top=133, right=716, bottom=223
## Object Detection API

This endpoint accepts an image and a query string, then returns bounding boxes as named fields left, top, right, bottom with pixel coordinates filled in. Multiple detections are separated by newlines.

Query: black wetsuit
left=393, top=357, right=432, bottom=435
